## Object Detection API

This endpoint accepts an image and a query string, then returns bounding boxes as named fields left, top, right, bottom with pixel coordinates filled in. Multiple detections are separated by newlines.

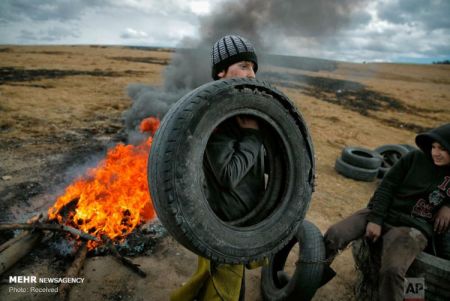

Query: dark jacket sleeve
left=205, top=128, right=263, bottom=189
left=367, top=151, right=415, bottom=225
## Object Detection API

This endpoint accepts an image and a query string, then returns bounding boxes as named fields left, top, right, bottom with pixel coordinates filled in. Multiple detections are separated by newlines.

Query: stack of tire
left=335, top=144, right=416, bottom=182
left=375, top=144, right=416, bottom=178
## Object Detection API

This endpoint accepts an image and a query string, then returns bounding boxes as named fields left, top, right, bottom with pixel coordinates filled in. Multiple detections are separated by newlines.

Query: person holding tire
left=170, top=34, right=265, bottom=301
left=323, top=123, right=450, bottom=301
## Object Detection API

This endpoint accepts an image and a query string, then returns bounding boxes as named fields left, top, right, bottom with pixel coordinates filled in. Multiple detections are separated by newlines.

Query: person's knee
left=324, top=224, right=339, bottom=243
left=407, top=228, right=427, bottom=249
left=384, top=227, right=427, bottom=254
left=379, top=264, right=405, bottom=280
left=324, top=226, right=342, bottom=258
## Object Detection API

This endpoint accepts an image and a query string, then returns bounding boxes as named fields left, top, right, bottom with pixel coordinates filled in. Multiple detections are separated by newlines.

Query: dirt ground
left=0, top=46, right=449, bottom=301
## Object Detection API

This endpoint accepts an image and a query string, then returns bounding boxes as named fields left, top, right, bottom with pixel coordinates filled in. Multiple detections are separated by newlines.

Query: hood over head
left=415, top=123, right=450, bottom=156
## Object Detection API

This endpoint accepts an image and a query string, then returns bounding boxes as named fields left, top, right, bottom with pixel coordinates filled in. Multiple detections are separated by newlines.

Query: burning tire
left=148, top=78, right=315, bottom=264
left=260, top=220, right=325, bottom=301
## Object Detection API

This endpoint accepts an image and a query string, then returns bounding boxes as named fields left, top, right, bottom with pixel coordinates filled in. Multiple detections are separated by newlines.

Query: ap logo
left=404, top=277, right=425, bottom=301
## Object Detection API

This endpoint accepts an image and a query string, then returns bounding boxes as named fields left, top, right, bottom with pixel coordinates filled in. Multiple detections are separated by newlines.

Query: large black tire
left=374, top=144, right=409, bottom=178
left=407, top=252, right=450, bottom=301
left=148, top=78, right=315, bottom=264
left=261, top=220, right=325, bottom=301
left=335, top=157, right=378, bottom=182
left=341, top=146, right=382, bottom=169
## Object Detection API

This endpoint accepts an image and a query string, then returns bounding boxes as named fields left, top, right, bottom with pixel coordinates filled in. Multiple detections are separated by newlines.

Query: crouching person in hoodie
left=323, top=123, right=450, bottom=301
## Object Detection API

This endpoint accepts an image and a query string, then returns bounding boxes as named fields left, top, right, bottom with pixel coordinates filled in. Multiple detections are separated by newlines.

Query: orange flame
left=48, top=117, right=160, bottom=249
left=139, top=116, right=160, bottom=135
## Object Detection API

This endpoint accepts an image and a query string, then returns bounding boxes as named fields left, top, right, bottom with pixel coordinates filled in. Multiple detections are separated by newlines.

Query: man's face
left=218, top=61, right=256, bottom=79
left=431, top=142, right=450, bottom=166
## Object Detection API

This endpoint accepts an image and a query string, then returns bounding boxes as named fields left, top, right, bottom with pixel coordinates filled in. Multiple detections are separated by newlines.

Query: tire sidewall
left=149, top=79, right=314, bottom=263
left=341, top=146, right=382, bottom=169
left=261, top=220, right=325, bottom=301
left=335, top=157, right=378, bottom=182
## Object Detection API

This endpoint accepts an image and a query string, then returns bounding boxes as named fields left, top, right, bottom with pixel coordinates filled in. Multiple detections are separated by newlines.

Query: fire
left=48, top=117, right=160, bottom=249
left=139, top=116, right=160, bottom=134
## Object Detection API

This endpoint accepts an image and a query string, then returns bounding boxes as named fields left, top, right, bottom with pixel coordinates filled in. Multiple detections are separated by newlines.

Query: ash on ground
left=94, top=219, right=168, bottom=257
left=31, top=219, right=168, bottom=260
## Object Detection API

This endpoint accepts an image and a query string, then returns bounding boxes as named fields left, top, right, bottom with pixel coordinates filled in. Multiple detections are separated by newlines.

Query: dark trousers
left=324, top=208, right=428, bottom=301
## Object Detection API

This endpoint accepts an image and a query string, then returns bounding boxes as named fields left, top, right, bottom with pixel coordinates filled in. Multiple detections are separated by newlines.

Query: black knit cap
left=415, top=123, right=450, bottom=154
left=211, top=35, right=258, bottom=80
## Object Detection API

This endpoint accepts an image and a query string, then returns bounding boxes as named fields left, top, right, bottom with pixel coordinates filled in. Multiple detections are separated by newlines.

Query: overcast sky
left=0, top=0, right=449, bottom=63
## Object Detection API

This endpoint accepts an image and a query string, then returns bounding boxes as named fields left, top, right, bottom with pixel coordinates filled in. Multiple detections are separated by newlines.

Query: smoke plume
left=123, top=0, right=369, bottom=139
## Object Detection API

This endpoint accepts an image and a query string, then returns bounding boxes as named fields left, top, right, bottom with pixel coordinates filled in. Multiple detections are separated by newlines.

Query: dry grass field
left=0, top=45, right=449, bottom=300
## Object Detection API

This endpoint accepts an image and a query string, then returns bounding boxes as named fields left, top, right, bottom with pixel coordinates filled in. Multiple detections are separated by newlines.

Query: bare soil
left=0, top=45, right=449, bottom=301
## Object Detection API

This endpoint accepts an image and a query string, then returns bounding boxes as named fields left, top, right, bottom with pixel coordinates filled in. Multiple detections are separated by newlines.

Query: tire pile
left=335, top=144, right=416, bottom=181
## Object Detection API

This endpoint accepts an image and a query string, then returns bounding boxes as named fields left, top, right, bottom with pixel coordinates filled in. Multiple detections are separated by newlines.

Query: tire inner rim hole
left=202, top=114, right=287, bottom=227
left=353, top=150, right=373, bottom=158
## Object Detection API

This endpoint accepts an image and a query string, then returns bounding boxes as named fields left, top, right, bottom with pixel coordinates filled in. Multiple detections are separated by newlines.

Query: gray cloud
left=122, top=0, right=377, bottom=134
left=0, top=0, right=198, bottom=45
left=41, top=27, right=80, bottom=41
left=16, top=24, right=80, bottom=43
left=421, top=40, right=450, bottom=57
left=18, top=30, right=37, bottom=41
left=378, top=0, right=450, bottom=31
left=120, top=28, right=149, bottom=40
left=0, top=0, right=107, bottom=23
left=0, top=0, right=448, bottom=63
left=18, top=26, right=80, bottom=42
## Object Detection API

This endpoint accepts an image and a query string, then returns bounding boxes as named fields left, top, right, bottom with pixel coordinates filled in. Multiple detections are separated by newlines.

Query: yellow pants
left=170, top=256, right=244, bottom=301
left=171, top=256, right=267, bottom=301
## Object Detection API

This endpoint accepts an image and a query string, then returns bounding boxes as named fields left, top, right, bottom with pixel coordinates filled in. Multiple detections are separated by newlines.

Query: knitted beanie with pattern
left=211, top=35, right=258, bottom=80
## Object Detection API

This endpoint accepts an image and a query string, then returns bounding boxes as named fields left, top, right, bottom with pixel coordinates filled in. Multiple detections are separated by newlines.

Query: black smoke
left=200, top=0, right=370, bottom=44
left=123, top=0, right=370, bottom=139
